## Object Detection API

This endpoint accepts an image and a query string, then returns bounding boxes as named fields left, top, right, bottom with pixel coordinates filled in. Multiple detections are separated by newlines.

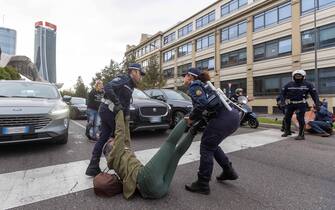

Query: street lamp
left=313, top=0, right=319, bottom=91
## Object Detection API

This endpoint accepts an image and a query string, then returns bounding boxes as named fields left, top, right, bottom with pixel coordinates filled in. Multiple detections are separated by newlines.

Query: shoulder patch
left=196, top=89, right=203, bottom=96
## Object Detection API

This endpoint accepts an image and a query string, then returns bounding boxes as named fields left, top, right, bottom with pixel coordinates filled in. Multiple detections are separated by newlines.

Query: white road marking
left=0, top=129, right=285, bottom=209
left=71, top=120, right=86, bottom=129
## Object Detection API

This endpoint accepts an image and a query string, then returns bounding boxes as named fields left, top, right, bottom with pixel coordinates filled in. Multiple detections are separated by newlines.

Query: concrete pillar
left=246, top=16, right=254, bottom=98
left=214, top=28, right=221, bottom=87
left=291, top=0, right=302, bottom=70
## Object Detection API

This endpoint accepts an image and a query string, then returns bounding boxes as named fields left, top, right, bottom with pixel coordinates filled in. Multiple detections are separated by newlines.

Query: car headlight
left=130, top=105, right=136, bottom=111
left=50, top=103, right=69, bottom=116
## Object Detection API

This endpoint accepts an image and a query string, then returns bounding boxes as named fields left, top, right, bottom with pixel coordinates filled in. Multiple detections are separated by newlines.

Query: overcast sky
left=1, top=0, right=214, bottom=89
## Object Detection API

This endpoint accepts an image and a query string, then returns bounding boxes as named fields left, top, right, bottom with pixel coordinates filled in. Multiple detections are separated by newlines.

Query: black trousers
left=284, top=103, right=307, bottom=133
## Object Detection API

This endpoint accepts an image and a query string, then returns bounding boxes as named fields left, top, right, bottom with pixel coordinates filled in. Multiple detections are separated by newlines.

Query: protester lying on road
left=103, top=110, right=199, bottom=199
left=307, top=105, right=333, bottom=137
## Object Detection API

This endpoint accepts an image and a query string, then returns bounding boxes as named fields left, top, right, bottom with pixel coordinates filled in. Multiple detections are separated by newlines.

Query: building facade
left=34, top=21, right=57, bottom=83
left=0, top=27, right=17, bottom=55
left=125, top=0, right=335, bottom=113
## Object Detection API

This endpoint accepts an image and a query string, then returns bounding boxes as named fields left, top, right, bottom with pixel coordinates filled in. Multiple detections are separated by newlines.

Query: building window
left=221, top=0, right=248, bottom=17
left=254, top=73, right=291, bottom=96
left=220, top=78, right=247, bottom=97
left=319, top=67, right=335, bottom=94
left=253, top=2, right=291, bottom=31
left=163, top=50, right=175, bottom=63
left=221, top=20, right=247, bottom=42
left=301, top=23, right=335, bottom=52
left=221, top=48, right=247, bottom=68
left=163, top=68, right=175, bottom=79
left=196, top=57, right=214, bottom=71
left=196, top=34, right=215, bottom=51
left=163, top=32, right=176, bottom=45
left=177, top=63, right=192, bottom=77
left=178, top=43, right=192, bottom=57
left=196, top=11, right=215, bottom=29
left=178, top=23, right=193, bottom=38
left=301, top=0, right=335, bottom=14
left=253, top=36, right=292, bottom=61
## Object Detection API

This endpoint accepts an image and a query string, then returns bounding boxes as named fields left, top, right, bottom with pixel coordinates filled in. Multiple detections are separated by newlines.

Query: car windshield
left=0, top=82, right=60, bottom=99
left=132, top=88, right=150, bottom=99
left=163, top=89, right=191, bottom=101
left=71, top=97, right=86, bottom=104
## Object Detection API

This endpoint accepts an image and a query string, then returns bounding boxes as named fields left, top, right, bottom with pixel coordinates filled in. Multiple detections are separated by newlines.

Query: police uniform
left=281, top=69, right=320, bottom=140
left=86, top=63, right=145, bottom=177
left=184, top=68, right=240, bottom=195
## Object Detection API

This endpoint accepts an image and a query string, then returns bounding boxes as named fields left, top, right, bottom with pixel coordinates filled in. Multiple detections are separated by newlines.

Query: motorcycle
left=237, top=96, right=259, bottom=129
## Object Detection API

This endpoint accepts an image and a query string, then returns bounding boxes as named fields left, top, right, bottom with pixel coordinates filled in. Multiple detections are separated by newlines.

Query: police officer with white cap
left=281, top=69, right=320, bottom=140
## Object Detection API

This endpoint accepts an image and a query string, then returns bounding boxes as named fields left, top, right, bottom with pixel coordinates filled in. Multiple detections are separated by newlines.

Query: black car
left=68, top=97, right=87, bottom=120
left=144, top=89, right=193, bottom=127
left=129, top=89, right=172, bottom=132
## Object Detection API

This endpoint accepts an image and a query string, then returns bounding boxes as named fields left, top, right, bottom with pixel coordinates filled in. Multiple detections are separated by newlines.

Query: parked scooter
left=237, top=96, right=259, bottom=129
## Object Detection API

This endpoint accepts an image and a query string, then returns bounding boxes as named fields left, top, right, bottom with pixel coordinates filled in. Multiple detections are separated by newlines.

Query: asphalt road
left=1, top=120, right=335, bottom=210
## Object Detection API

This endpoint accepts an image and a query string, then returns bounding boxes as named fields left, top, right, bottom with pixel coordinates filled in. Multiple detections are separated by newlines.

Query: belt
left=286, top=99, right=306, bottom=104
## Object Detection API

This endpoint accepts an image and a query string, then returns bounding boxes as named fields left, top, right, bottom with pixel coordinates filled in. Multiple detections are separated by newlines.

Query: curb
left=259, top=123, right=282, bottom=129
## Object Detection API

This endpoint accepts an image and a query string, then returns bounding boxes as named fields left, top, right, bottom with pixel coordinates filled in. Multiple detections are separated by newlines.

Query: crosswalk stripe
left=0, top=129, right=285, bottom=209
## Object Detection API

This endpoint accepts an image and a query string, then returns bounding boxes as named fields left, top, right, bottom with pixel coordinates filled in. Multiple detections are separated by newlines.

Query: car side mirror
left=63, top=95, right=72, bottom=103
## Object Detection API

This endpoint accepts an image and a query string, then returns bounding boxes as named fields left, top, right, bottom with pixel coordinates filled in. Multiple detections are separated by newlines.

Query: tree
left=90, top=59, right=122, bottom=88
left=140, top=55, right=165, bottom=89
left=74, top=76, right=88, bottom=98
left=121, top=53, right=136, bottom=72
left=60, top=89, right=75, bottom=97
left=0, top=66, right=21, bottom=80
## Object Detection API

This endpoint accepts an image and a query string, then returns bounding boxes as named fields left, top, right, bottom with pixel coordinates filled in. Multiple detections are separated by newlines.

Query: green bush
left=0, top=67, right=20, bottom=80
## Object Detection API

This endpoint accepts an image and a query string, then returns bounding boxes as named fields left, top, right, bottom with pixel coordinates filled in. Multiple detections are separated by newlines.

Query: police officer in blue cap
left=281, top=69, right=320, bottom=140
left=183, top=68, right=240, bottom=195
left=85, top=63, right=145, bottom=176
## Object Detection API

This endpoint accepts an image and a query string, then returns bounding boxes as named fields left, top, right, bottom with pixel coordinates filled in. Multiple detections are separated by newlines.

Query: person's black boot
left=281, top=131, right=292, bottom=137
left=217, top=162, right=239, bottom=181
left=85, top=157, right=101, bottom=177
left=185, top=175, right=210, bottom=195
left=295, top=128, right=305, bottom=140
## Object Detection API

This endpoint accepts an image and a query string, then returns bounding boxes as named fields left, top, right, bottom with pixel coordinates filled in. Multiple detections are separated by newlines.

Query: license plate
left=150, top=117, right=161, bottom=123
left=2, top=126, right=29, bottom=135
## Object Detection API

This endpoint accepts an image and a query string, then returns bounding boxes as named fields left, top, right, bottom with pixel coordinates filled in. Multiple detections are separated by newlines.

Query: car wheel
left=56, top=132, right=68, bottom=144
left=172, top=111, right=185, bottom=128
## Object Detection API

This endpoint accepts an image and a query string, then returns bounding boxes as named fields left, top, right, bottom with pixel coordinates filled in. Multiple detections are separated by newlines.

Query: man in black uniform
left=281, top=69, right=320, bottom=140
left=85, top=63, right=145, bottom=176
left=230, top=88, right=243, bottom=103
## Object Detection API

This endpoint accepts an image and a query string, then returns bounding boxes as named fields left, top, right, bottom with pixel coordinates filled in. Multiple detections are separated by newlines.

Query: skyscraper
left=34, top=21, right=57, bottom=83
left=0, top=27, right=17, bottom=55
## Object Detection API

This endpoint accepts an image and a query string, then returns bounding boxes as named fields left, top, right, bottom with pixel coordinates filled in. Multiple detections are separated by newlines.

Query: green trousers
left=137, top=120, right=195, bottom=199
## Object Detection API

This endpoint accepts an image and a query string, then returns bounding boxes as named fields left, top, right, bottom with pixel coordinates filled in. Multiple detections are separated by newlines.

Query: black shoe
left=294, top=135, right=305, bottom=140
left=281, top=132, right=292, bottom=137
left=217, top=162, right=239, bottom=181
left=85, top=158, right=101, bottom=177
left=185, top=175, right=210, bottom=195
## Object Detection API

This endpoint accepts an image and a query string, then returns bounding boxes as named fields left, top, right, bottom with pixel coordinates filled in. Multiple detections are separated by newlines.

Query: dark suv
left=130, top=89, right=172, bottom=132
left=144, top=89, right=193, bottom=127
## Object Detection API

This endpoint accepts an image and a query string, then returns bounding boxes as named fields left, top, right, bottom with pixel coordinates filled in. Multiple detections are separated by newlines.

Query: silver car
left=0, top=80, right=70, bottom=144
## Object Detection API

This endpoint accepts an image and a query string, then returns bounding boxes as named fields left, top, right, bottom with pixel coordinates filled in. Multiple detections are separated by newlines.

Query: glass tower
left=0, top=27, right=17, bottom=55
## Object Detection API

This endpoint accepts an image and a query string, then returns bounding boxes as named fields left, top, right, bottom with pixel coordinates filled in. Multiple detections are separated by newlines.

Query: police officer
left=183, top=68, right=240, bottom=195
left=276, top=94, right=286, bottom=132
left=85, top=63, right=145, bottom=176
left=281, top=69, right=320, bottom=140
left=230, top=88, right=243, bottom=102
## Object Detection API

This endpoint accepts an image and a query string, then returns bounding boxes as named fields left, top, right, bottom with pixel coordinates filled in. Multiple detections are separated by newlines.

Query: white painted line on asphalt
left=71, top=120, right=86, bottom=129
left=0, top=129, right=285, bottom=209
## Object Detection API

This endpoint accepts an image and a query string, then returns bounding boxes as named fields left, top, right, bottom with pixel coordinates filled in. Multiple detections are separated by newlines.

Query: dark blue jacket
left=187, top=80, right=222, bottom=121
left=104, top=75, right=135, bottom=116
left=315, top=105, right=333, bottom=124
left=281, top=80, right=319, bottom=106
